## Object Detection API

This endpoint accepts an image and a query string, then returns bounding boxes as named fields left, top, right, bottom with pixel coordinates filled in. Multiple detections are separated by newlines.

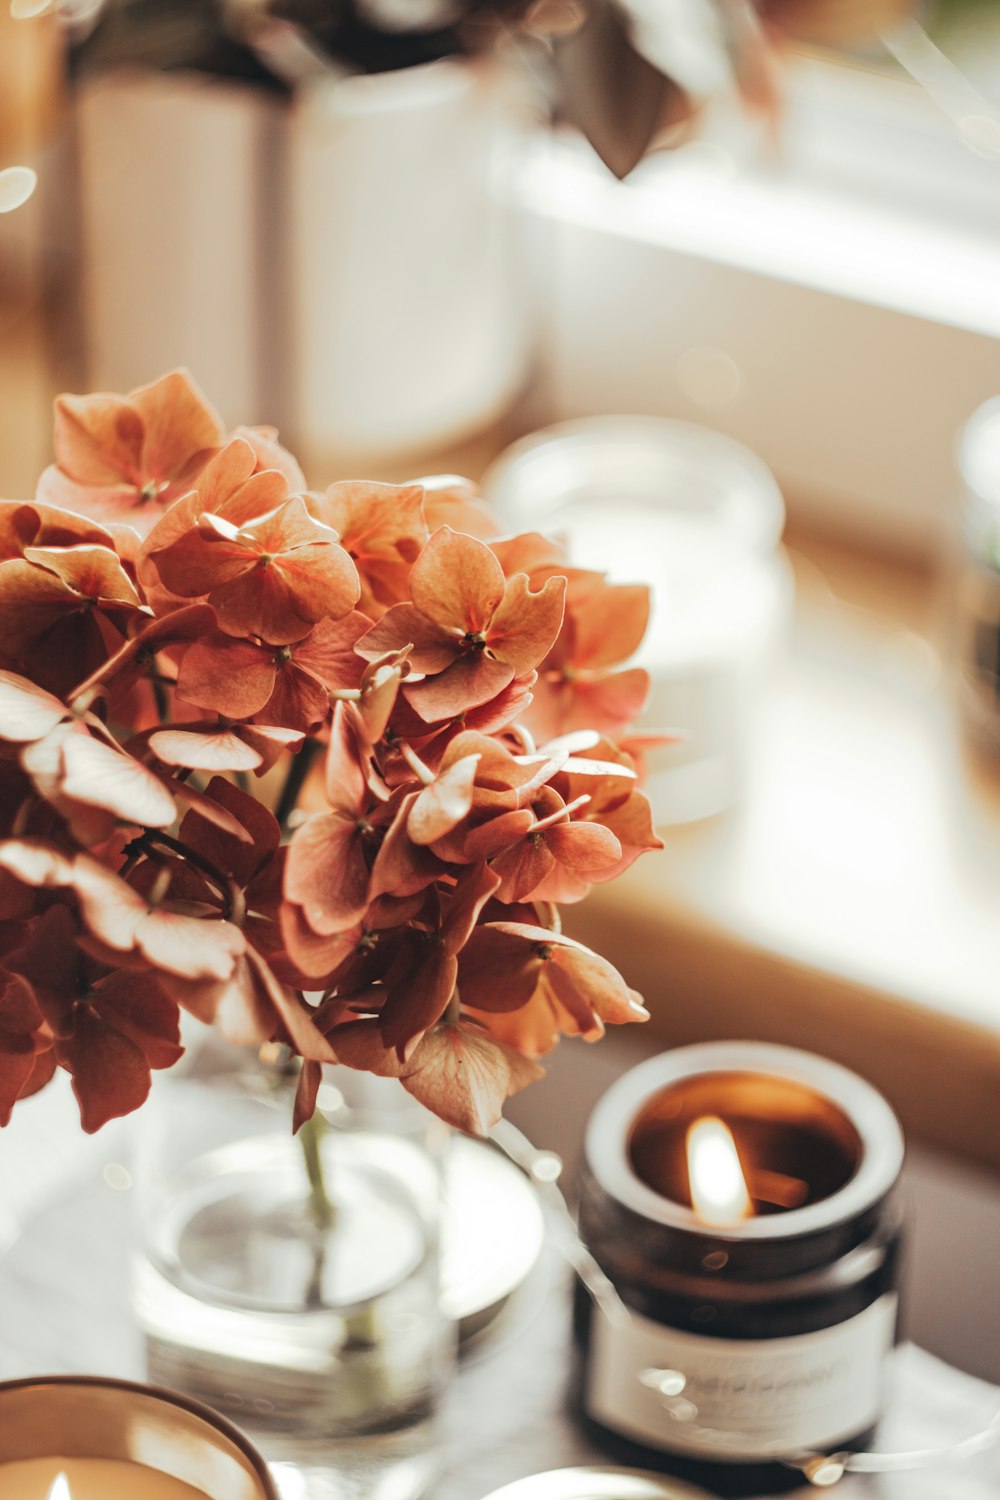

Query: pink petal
left=550, top=943, right=648, bottom=1027
left=442, top=863, right=502, bottom=955
left=457, top=923, right=544, bottom=1013
left=489, top=531, right=566, bottom=575
left=356, top=602, right=456, bottom=674
left=487, top=572, right=566, bottom=674
left=407, top=753, right=481, bottom=846
left=0, top=838, right=75, bottom=891
left=244, top=948, right=338, bottom=1063
left=462, top=808, right=534, bottom=862
left=59, top=1011, right=152, bottom=1132
left=52, top=391, right=144, bottom=486
left=237, top=495, right=335, bottom=552
left=149, top=727, right=264, bottom=773
left=568, top=581, right=650, bottom=670
left=177, top=634, right=277, bottom=718
left=259, top=661, right=330, bottom=733
left=293, top=1059, right=322, bottom=1132
left=292, top=611, right=371, bottom=690
left=0, top=671, right=67, bottom=742
left=135, top=907, right=247, bottom=981
left=324, top=702, right=368, bottom=815
left=490, top=836, right=556, bottom=904
left=94, top=969, right=183, bottom=1069
left=59, top=733, right=177, bottom=828
left=380, top=945, right=457, bottom=1051
left=210, top=548, right=356, bottom=645
left=545, top=820, right=622, bottom=871
left=178, top=774, right=280, bottom=881
left=327, top=1016, right=406, bottom=1078
left=420, top=476, right=499, bottom=541
left=230, top=425, right=306, bottom=492
left=367, top=793, right=449, bottom=899
left=404, top=652, right=514, bottom=723
left=23, top=543, right=141, bottom=606
left=132, top=369, right=223, bottom=482
left=280, top=904, right=360, bottom=981
left=284, top=814, right=370, bottom=934
left=409, top=528, right=506, bottom=634
left=239, top=723, right=304, bottom=772
left=400, top=1024, right=543, bottom=1135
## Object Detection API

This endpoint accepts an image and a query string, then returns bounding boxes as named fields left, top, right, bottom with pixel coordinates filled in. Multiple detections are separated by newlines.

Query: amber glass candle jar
left=574, top=1043, right=906, bottom=1498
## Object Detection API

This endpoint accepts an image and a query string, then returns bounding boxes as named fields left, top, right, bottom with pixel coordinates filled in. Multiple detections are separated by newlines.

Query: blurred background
left=2, top=0, right=1000, bottom=1385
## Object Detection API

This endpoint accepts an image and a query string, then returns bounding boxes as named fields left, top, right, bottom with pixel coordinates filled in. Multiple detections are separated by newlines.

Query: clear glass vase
left=131, top=1034, right=455, bottom=1500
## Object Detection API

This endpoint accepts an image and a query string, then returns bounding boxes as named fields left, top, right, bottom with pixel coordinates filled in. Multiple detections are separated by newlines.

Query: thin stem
left=275, top=738, right=320, bottom=833
left=129, top=829, right=246, bottom=925
left=151, top=671, right=170, bottom=723
left=70, top=637, right=139, bottom=703
left=443, top=985, right=462, bottom=1025
left=399, top=741, right=434, bottom=785
left=299, top=1108, right=334, bottom=1232
left=532, top=900, right=562, bottom=935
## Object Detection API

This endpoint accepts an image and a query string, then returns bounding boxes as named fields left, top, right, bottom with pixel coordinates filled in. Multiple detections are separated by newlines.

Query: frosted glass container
left=482, top=417, right=793, bottom=824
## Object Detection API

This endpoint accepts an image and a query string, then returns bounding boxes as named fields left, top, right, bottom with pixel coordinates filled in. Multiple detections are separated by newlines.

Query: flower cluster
left=0, top=370, right=661, bottom=1136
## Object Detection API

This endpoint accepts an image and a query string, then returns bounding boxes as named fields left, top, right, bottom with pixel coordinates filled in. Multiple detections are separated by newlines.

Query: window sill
left=521, top=56, right=1000, bottom=560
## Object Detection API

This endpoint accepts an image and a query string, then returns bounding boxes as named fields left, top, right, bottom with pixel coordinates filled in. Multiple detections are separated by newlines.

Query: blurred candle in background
left=482, top=415, right=793, bottom=824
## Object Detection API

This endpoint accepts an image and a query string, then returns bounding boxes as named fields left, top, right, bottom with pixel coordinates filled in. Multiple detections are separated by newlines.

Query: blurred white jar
left=955, top=395, right=1000, bottom=754
left=482, top=416, right=793, bottom=825
left=288, top=56, right=529, bottom=472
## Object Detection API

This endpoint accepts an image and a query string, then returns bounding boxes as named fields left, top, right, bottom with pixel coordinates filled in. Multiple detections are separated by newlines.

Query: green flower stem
left=299, top=1106, right=335, bottom=1233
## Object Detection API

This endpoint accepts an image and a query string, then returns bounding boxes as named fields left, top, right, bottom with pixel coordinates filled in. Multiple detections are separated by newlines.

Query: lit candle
left=0, top=1378, right=277, bottom=1500
left=576, top=1042, right=906, bottom=1496
left=0, top=1463, right=207, bottom=1500
left=685, top=1116, right=752, bottom=1228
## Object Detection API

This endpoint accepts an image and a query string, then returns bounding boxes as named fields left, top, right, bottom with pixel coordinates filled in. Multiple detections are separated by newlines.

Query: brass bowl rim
left=0, top=1374, right=279, bottom=1499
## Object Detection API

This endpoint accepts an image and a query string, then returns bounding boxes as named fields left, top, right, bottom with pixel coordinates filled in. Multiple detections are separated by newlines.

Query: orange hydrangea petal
left=409, top=527, right=506, bottom=635
left=404, top=652, right=514, bottom=723
left=400, top=1024, right=543, bottom=1135
left=177, top=634, right=277, bottom=718
left=487, top=572, right=566, bottom=674
left=357, top=601, right=456, bottom=674
left=131, top=369, right=223, bottom=482
left=284, top=814, right=370, bottom=935
left=52, top=392, right=144, bottom=486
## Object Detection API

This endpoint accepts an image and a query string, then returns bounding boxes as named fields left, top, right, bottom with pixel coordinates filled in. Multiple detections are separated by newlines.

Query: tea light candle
left=478, top=1465, right=713, bottom=1500
left=575, top=1043, right=905, bottom=1497
left=0, top=1461, right=207, bottom=1499
left=0, top=1378, right=278, bottom=1500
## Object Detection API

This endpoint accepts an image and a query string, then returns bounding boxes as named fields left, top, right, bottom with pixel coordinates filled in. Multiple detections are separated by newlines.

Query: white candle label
left=587, top=1293, right=898, bottom=1461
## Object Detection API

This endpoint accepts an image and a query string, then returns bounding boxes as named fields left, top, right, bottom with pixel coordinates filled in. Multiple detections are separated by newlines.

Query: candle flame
left=47, top=1475, right=71, bottom=1500
left=686, top=1116, right=752, bottom=1226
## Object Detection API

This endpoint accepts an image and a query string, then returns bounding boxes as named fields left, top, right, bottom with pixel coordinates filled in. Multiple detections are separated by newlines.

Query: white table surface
left=1, top=1072, right=999, bottom=1500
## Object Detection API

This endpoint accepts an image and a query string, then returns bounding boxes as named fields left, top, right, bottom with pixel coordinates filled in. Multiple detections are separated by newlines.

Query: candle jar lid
left=477, top=1466, right=714, bottom=1500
